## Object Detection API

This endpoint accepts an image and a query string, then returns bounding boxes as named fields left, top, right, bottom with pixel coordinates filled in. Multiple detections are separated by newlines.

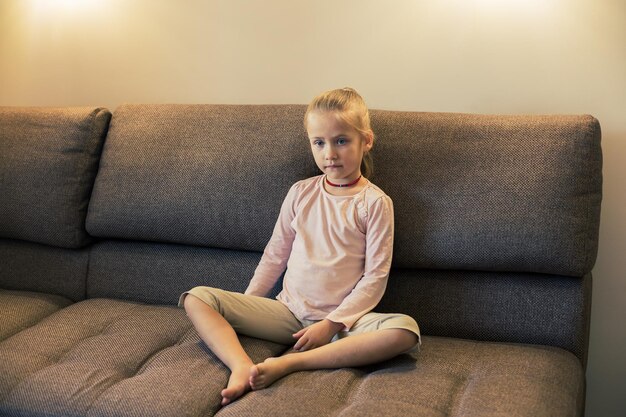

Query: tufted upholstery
left=0, top=299, right=286, bottom=417
left=0, top=290, right=72, bottom=341
left=0, top=300, right=582, bottom=417
left=219, top=337, right=583, bottom=417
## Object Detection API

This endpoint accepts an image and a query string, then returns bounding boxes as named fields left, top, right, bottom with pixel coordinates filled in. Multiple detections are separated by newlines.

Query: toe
left=249, top=364, right=259, bottom=378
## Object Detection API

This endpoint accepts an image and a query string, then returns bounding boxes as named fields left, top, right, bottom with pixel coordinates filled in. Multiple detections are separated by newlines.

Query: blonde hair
left=304, top=87, right=375, bottom=178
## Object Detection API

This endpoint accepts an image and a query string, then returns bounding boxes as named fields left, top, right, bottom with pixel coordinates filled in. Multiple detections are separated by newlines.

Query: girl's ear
left=363, top=130, right=374, bottom=152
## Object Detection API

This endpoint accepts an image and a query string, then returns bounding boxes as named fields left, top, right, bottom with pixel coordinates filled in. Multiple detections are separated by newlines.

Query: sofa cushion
left=86, top=104, right=318, bottom=251
left=0, top=107, right=111, bottom=248
left=0, top=300, right=583, bottom=417
left=86, top=240, right=266, bottom=304
left=0, top=239, right=90, bottom=301
left=87, top=106, right=600, bottom=277
left=378, top=269, right=592, bottom=365
left=371, top=112, right=602, bottom=277
left=219, top=337, right=583, bottom=417
left=0, top=289, right=72, bottom=341
left=0, top=299, right=286, bottom=417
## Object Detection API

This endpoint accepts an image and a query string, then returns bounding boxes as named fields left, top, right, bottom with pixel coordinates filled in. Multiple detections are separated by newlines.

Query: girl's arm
left=245, top=184, right=298, bottom=297
left=325, top=195, right=394, bottom=330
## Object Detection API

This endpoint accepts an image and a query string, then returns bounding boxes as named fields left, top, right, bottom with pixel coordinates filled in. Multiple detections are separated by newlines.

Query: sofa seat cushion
left=0, top=290, right=73, bottom=341
left=0, top=299, right=584, bottom=417
left=0, top=298, right=287, bottom=417
left=218, top=336, right=584, bottom=417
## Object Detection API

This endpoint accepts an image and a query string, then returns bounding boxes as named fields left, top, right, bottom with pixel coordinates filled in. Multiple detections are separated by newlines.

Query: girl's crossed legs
left=180, top=287, right=420, bottom=406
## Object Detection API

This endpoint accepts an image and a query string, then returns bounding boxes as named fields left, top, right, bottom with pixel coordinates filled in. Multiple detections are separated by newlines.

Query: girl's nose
left=325, top=146, right=337, bottom=160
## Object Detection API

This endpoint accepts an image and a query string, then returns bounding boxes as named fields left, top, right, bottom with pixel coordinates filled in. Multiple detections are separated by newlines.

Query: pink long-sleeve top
left=245, top=175, right=394, bottom=330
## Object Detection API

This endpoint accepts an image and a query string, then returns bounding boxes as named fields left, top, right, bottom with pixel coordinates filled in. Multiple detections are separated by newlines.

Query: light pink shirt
left=245, top=175, right=394, bottom=330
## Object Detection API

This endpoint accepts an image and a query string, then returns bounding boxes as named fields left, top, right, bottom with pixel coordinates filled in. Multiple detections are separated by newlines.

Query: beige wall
left=1, top=1, right=624, bottom=415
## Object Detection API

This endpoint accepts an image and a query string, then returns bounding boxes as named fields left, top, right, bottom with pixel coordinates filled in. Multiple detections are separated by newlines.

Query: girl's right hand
left=292, top=319, right=344, bottom=351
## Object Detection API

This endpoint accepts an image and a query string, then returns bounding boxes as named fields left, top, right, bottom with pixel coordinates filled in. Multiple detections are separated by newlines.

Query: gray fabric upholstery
left=0, top=300, right=584, bottom=417
left=0, top=107, right=111, bottom=248
left=379, top=269, right=592, bottom=365
left=218, top=336, right=583, bottom=417
left=87, top=240, right=264, bottom=303
left=370, top=111, right=602, bottom=277
left=0, top=290, right=72, bottom=341
left=0, top=239, right=89, bottom=301
left=86, top=105, right=601, bottom=278
left=84, top=240, right=589, bottom=363
left=86, top=104, right=319, bottom=251
left=0, top=299, right=286, bottom=417
left=0, top=105, right=600, bottom=417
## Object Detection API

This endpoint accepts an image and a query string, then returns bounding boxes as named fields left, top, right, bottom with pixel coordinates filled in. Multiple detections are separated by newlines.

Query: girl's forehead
left=307, top=111, right=355, bottom=132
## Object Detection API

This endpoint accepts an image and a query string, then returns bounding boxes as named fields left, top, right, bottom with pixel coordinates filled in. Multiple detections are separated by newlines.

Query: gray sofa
left=0, top=104, right=602, bottom=417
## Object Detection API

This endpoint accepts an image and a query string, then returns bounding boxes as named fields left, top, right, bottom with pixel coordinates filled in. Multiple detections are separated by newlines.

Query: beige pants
left=179, top=286, right=420, bottom=351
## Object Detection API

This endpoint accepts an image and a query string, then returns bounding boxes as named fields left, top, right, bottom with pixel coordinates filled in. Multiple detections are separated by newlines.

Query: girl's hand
left=293, top=319, right=344, bottom=351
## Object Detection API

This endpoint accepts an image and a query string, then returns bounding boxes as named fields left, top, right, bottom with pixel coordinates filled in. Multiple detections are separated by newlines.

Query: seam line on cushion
left=447, top=375, right=472, bottom=417
left=53, top=304, right=143, bottom=366
left=81, top=323, right=196, bottom=415
left=2, top=302, right=142, bottom=404
left=134, top=323, right=196, bottom=376
left=78, top=306, right=191, bottom=415
left=328, top=371, right=366, bottom=417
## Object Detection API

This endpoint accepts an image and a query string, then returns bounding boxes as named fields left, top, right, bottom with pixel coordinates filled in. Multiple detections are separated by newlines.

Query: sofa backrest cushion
left=87, top=105, right=602, bottom=277
left=0, top=107, right=111, bottom=248
left=371, top=112, right=602, bottom=277
left=87, top=104, right=318, bottom=251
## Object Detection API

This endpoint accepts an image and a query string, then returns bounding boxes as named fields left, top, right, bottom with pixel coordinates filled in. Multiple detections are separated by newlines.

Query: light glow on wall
left=471, top=0, right=555, bottom=9
left=27, top=0, right=105, bottom=17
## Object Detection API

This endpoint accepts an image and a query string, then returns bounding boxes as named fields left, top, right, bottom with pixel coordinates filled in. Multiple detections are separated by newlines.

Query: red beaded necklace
left=325, top=175, right=362, bottom=188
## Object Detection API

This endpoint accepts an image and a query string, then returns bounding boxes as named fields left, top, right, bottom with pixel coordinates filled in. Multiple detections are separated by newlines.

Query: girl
left=180, top=87, right=420, bottom=406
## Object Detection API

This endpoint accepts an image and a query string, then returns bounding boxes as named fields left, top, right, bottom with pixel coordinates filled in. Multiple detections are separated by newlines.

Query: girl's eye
left=337, top=138, right=347, bottom=145
left=313, top=140, right=324, bottom=147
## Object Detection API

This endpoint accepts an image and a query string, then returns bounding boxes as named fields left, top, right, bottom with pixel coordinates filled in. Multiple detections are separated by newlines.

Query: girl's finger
left=294, top=335, right=308, bottom=350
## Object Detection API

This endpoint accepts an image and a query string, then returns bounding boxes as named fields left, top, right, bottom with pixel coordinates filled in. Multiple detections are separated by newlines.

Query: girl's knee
left=402, top=329, right=420, bottom=348
left=183, top=293, right=202, bottom=314
left=183, top=289, right=220, bottom=314
left=398, top=328, right=419, bottom=344
left=384, top=328, right=420, bottom=353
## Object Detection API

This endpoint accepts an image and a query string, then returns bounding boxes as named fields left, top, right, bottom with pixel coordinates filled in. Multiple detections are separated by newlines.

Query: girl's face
left=306, top=111, right=373, bottom=184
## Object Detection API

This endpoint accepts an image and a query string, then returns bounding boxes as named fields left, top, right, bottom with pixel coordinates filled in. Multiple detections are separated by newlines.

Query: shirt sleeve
left=245, top=183, right=299, bottom=297
left=325, top=195, right=394, bottom=329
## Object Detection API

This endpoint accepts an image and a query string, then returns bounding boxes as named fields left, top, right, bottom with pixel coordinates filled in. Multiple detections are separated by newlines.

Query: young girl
left=180, top=87, right=420, bottom=406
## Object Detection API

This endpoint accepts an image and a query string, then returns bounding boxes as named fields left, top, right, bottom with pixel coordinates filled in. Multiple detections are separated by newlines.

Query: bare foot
left=221, top=364, right=252, bottom=406
left=249, top=357, right=293, bottom=390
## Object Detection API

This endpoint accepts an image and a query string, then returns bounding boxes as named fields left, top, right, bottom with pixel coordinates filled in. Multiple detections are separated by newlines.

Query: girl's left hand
left=293, top=319, right=344, bottom=351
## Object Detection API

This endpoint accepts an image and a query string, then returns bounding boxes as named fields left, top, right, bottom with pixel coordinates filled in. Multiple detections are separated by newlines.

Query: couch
left=0, top=104, right=602, bottom=417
